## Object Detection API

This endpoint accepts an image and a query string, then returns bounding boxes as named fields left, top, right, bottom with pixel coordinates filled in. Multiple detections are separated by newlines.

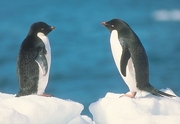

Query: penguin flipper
left=120, top=46, right=131, bottom=77
left=35, top=49, right=48, bottom=76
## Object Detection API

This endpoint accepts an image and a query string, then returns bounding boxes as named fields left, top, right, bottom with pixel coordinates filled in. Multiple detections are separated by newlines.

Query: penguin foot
left=120, top=92, right=137, bottom=98
left=38, top=94, right=53, bottom=97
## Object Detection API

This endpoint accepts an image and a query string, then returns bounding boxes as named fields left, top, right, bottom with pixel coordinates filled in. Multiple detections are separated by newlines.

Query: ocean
left=1, top=0, right=180, bottom=116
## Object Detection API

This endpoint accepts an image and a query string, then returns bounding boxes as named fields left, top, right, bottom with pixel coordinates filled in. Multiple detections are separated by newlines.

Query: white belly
left=110, top=30, right=138, bottom=92
left=37, top=32, right=51, bottom=94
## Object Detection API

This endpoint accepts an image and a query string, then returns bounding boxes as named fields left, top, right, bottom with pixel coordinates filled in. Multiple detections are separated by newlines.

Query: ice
left=152, top=9, right=180, bottom=21
left=69, top=115, right=95, bottom=124
left=89, top=88, right=180, bottom=124
left=1, top=88, right=180, bottom=124
left=0, top=93, right=92, bottom=124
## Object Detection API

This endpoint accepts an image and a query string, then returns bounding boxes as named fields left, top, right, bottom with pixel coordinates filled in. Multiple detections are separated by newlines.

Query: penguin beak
left=51, top=26, right=55, bottom=30
left=101, top=22, right=108, bottom=26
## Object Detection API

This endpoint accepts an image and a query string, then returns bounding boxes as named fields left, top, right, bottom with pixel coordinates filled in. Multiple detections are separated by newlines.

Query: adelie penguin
left=102, top=19, right=175, bottom=98
left=16, top=22, right=55, bottom=97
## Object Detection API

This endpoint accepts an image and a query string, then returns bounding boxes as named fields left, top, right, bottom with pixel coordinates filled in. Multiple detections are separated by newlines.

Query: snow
left=0, top=93, right=93, bottom=124
left=1, top=88, right=180, bottom=124
left=69, top=115, right=94, bottom=124
left=89, top=88, right=180, bottom=124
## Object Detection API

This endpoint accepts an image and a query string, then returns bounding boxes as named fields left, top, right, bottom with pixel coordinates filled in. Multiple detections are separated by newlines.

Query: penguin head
left=102, top=19, right=131, bottom=33
left=28, top=22, right=55, bottom=36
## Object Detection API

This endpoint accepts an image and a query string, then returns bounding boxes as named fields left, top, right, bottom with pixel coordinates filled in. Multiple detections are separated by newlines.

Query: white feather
left=110, top=30, right=138, bottom=92
left=37, top=32, right=51, bottom=95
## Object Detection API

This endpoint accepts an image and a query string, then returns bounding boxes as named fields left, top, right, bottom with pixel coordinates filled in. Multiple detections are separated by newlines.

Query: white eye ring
left=41, top=28, right=44, bottom=30
left=111, top=25, right=114, bottom=28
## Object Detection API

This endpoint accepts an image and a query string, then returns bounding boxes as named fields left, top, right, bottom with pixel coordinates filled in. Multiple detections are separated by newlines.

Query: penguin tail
left=15, top=91, right=25, bottom=97
left=141, top=84, right=176, bottom=97
left=155, top=90, right=176, bottom=97
left=15, top=93, right=23, bottom=97
left=15, top=90, right=31, bottom=97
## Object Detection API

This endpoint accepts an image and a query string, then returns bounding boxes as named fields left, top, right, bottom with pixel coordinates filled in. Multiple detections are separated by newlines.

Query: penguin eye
left=41, top=28, right=44, bottom=30
left=111, top=25, right=114, bottom=28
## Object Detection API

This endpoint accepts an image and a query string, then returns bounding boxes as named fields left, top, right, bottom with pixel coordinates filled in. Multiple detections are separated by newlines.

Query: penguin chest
left=110, top=30, right=138, bottom=91
left=37, top=32, right=51, bottom=94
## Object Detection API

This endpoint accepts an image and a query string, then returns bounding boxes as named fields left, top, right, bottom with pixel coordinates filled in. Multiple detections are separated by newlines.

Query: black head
left=102, top=19, right=131, bottom=33
left=28, top=22, right=55, bottom=36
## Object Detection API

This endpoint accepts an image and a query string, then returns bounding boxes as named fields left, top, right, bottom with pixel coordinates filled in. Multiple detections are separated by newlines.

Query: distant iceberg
left=152, top=9, right=180, bottom=21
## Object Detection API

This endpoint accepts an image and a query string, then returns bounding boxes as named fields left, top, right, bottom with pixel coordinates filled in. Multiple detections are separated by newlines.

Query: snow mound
left=0, top=93, right=93, bottom=124
left=89, top=88, right=180, bottom=124
left=69, top=115, right=95, bottom=124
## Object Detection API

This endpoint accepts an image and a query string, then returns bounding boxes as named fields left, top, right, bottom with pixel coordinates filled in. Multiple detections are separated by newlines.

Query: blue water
left=1, top=1, right=180, bottom=116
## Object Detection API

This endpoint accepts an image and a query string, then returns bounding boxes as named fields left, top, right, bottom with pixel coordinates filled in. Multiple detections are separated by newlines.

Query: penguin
left=16, top=22, right=55, bottom=97
left=102, top=19, right=175, bottom=98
